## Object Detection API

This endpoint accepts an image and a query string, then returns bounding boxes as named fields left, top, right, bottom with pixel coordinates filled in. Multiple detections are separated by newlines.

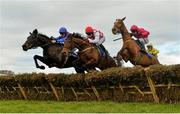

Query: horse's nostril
left=22, top=45, right=28, bottom=51
left=22, top=45, right=25, bottom=48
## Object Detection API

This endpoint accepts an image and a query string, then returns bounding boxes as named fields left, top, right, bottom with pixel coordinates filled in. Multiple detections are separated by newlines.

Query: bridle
left=113, top=21, right=122, bottom=35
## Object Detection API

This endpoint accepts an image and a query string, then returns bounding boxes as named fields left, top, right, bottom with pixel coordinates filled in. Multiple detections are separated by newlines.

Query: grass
left=0, top=100, right=179, bottom=113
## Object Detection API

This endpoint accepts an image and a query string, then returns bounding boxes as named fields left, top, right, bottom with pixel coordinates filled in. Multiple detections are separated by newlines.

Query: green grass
left=0, top=100, right=179, bottom=113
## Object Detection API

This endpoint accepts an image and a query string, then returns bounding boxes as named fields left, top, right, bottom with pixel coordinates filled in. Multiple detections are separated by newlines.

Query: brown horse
left=112, top=17, right=160, bottom=67
left=61, top=34, right=117, bottom=70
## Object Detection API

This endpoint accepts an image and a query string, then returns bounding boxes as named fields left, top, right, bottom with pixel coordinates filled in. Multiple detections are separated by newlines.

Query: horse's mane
left=38, top=33, right=50, bottom=39
left=69, top=33, right=92, bottom=48
left=71, top=33, right=85, bottom=40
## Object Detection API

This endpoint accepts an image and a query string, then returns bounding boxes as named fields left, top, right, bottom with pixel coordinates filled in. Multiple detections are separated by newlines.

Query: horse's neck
left=120, top=23, right=132, bottom=42
left=38, top=35, right=51, bottom=48
left=72, top=38, right=90, bottom=50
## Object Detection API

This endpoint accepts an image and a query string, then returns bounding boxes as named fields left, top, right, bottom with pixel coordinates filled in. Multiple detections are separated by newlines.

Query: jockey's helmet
left=85, top=26, right=93, bottom=34
left=59, top=27, right=68, bottom=34
left=147, top=43, right=153, bottom=48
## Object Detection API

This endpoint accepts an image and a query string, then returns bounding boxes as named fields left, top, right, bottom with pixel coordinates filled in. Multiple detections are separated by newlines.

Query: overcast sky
left=0, top=0, right=180, bottom=74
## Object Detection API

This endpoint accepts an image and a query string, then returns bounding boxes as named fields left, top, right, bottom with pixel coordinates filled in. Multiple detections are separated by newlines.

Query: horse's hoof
left=39, top=66, right=45, bottom=70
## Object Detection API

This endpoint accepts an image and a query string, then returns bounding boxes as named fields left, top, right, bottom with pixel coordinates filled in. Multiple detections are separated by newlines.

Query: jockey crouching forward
left=55, top=27, right=69, bottom=44
left=52, top=27, right=78, bottom=57
left=146, top=44, right=159, bottom=58
left=85, top=26, right=109, bottom=57
left=130, top=25, right=150, bottom=51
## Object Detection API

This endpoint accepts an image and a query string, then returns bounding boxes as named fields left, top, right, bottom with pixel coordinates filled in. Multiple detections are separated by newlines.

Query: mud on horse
left=112, top=17, right=160, bottom=67
left=61, top=34, right=117, bottom=71
left=22, top=29, right=85, bottom=73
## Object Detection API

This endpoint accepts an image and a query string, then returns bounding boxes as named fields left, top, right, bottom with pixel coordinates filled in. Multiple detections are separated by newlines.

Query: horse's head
left=62, top=34, right=88, bottom=56
left=22, top=29, right=50, bottom=51
left=112, top=17, right=126, bottom=35
left=22, top=29, right=40, bottom=51
left=62, top=34, right=75, bottom=54
left=61, top=34, right=89, bottom=66
left=60, top=34, right=76, bottom=66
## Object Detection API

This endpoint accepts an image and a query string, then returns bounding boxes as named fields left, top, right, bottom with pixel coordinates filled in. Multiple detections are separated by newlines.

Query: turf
left=0, top=100, right=179, bottom=113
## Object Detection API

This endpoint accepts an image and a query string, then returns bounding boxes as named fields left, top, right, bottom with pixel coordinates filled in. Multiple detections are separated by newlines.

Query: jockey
left=55, top=27, right=70, bottom=43
left=85, top=26, right=109, bottom=56
left=146, top=44, right=159, bottom=58
left=130, top=25, right=150, bottom=51
left=52, top=27, right=78, bottom=57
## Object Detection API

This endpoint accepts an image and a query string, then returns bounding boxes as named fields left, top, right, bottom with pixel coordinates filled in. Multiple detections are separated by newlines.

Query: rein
left=39, top=43, right=52, bottom=48
left=79, top=47, right=94, bottom=54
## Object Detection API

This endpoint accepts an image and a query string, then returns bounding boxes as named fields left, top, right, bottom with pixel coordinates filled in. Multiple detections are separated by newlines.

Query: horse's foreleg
left=33, top=55, right=49, bottom=70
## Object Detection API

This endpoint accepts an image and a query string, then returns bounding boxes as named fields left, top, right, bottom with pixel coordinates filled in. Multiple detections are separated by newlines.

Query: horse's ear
left=29, top=32, right=32, bottom=35
left=122, top=17, right=126, bottom=21
left=33, top=29, right=38, bottom=34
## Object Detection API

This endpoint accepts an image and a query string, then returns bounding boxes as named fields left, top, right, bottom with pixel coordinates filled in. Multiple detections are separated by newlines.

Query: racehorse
left=22, top=29, right=85, bottom=73
left=112, top=17, right=160, bottom=67
left=60, top=34, right=117, bottom=71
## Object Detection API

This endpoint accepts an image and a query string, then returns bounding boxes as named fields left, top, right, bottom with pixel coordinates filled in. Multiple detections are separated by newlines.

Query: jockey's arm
left=141, top=32, right=149, bottom=38
left=56, top=37, right=65, bottom=43
left=152, top=48, right=159, bottom=54
left=139, top=28, right=150, bottom=38
left=88, top=38, right=99, bottom=44
left=88, top=35, right=100, bottom=44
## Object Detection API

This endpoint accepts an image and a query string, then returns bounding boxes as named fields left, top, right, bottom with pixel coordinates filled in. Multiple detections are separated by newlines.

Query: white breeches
left=139, top=38, right=149, bottom=45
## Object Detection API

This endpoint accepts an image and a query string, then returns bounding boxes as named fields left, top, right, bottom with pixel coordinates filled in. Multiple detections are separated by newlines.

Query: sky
left=0, top=0, right=180, bottom=74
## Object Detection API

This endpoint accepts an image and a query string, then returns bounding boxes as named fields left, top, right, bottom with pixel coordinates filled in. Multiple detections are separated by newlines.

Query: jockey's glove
left=51, top=40, right=56, bottom=43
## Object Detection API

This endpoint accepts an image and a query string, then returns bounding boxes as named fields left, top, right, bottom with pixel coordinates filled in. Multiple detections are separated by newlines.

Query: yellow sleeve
left=152, top=48, right=159, bottom=54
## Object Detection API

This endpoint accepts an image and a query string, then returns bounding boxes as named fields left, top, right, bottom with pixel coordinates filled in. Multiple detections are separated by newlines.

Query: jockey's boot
left=136, top=40, right=146, bottom=50
left=135, top=40, right=148, bottom=54
left=99, top=44, right=110, bottom=56
left=140, top=43, right=146, bottom=51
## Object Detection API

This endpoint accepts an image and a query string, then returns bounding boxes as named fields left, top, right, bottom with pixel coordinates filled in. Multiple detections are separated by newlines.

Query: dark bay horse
left=22, top=29, right=85, bottom=73
left=61, top=34, right=117, bottom=70
left=112, top=17, right=160, bottom=67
